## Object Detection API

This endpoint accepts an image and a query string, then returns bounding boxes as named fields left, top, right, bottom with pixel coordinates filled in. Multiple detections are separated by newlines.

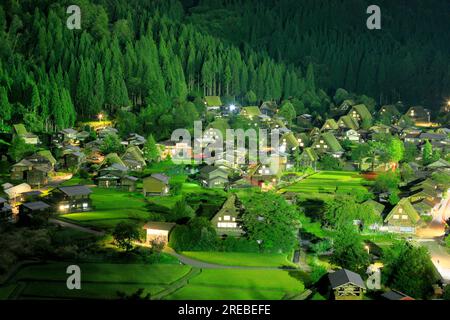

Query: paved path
left=49, top=219, right=105, bottom=236
left=163, top=248, right=295, bottom=270
left=418, top=239, right=450, bottom=284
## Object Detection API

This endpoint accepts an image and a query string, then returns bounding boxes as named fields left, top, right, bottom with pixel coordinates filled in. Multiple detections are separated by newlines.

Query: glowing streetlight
left=364, top=245, right=370, bottom=254
left=98, top=113, right=104, bottom=121
left=229, top=104, right=236, bottom=112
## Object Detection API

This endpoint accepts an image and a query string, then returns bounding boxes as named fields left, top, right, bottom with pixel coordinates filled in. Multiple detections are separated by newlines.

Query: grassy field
left=280, top=171, right=370, bottom=194
left=166, top=269, right=305, bottom=300
left=182, top=252, right=296, bottom=267
left=4, top=262, right=306, bottom=300
left=60, top=188, right=150, bottom=230
left=7, top=263, right=191, bottom=300
left=60, top=177, right=93, bottom=186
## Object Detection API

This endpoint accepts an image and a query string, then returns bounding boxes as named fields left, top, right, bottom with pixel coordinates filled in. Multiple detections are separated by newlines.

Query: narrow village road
left=49, top=219, right=105, bottom=236
left=417, top=239, right=450, bottom=284
left=163, top=248, right=294, bottom=270
left=415, top=196, right=450, bottom=284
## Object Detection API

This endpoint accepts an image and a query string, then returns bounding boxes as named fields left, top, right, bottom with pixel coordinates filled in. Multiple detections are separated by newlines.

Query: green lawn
left=61, top=177, right=94, bottom=186
left=280, top=171, right=370, bottom=194
left=182, top=252, right=296, bottom=267
left=166, top=269, right=304, bottom=300
left=60, top=188, right=150, bottom=230
left=9, top=263, right=191, bottom=300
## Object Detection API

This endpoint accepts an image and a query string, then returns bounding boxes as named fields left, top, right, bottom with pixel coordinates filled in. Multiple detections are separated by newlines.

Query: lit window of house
left=402, top=215, right=408, bottom=220
left=320, top=140, right=324, bottom=143
left=398, top=208, right=403, bottom=213
left=218, top=222, right=237, bottom=228
left=393, top=215, right=400, bottom=220
left=224, top=215, right=231, bottom=221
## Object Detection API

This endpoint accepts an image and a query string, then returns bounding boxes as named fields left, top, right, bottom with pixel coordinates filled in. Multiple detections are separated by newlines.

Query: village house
left=0, top=197, right=13, bottom=222
left=321, top=119, right=339, bottom=131
left=53, top=185, right=93, bottom=214
left=260, top=101, right=278, bottom=117
left=381, top=290, right=414, bottom=301
left=327, top=269, right=366, bottom=300
left=248, top=155, right=286, bottom=190
left=339, top=99, right=356, bottom=112
left=21, top=190, right=43, bottom=203
left=348, top=104, right=372, bottom=124
left=3, top=183, right=32, bottom=202
left=158, top=140, right=192, bottom=161
left=13, top=124, right=39, bottom=145
left=427, top=159, right=450, bottom=170
left=121, top=146, right=146, bottom=172
left=96, top=173, right=121, bottom=188
left=63, top=151, right=86, bottom=169
left=403, top=132, right=422, bottom=145
left=299, top=148, right=319, bottom=168
left=120, top=175, right=138, bottom=192
left=18, top=201, right=51, bottom=226
left=143, top=222, right=176, bottom=245
left=362, top=199, right=385, bottom=230
left=54, top=128, right=79, bottom=146
left=297, top=114, right=313, bottom=128
left=383, top=198, right=421, bottom=233
left=378, top=105, right=401, bottom=120
left=406, top=106, right=431, bottom=125
left=280, top=132, right=300, bottom=154
left=211, top=194, right=244, bottom=237
left=143, top=174, right=170, bottom=197
left=337, top=115, right=359, bottom=131
left=240, top=106, right=261, bottom=119
left=295, top=133, right=311, bottom=149
left=124, top=133, right=146, bottom=147
left=11, top=154, right=53, bottom=187
left=199, top=166, right=229, bottom=189
left=344, top=129, right=361, bottom=142
left=312, top=132, right=344, bottom=158
left=98, top=126, right=119, bottom=138
left=99, top=163, right=129, bottom=178
left=204, top=96, right=222, bottom=111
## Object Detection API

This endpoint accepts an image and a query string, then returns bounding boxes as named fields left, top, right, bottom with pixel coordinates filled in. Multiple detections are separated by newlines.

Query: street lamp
left=98, top=113, right=104, bottom=121
left=364, top=245, right=370, bottom=254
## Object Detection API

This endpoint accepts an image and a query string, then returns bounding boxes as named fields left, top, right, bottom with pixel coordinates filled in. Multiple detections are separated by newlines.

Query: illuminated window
left=402, top=215, right=408, bottom=220
left=398, top=208, right=403, bottom=213
left=218, top=222, right=237, bottom=228
left=393, top=215, right=400, bottom=220
left=224, top=215, right=231, bottom=221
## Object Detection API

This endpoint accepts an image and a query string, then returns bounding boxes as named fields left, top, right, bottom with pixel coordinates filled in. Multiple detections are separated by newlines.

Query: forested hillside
left=0, top=0, right=329, bottom=140
left=0, top=0, right=448, bottom=140
left=183, top=0, right=450, bottom=108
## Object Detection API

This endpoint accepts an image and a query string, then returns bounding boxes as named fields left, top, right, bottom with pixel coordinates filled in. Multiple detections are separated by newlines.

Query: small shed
left=143, top=222, right=176, bottom=245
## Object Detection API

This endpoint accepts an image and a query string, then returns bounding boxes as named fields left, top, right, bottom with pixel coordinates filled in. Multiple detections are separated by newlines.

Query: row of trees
left=0, top=0, right=327, bottom=140
left=189, top=0, right=450, bottom=108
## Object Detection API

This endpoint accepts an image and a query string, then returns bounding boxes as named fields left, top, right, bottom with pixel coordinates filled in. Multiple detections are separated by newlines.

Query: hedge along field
left=166, top=269, right=305, bottom=300
left=280, top=171, right=371, bottom=194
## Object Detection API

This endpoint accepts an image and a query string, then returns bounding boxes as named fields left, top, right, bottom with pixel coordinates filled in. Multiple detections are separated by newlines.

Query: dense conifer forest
left=0, top=0, right=449, bottom=139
